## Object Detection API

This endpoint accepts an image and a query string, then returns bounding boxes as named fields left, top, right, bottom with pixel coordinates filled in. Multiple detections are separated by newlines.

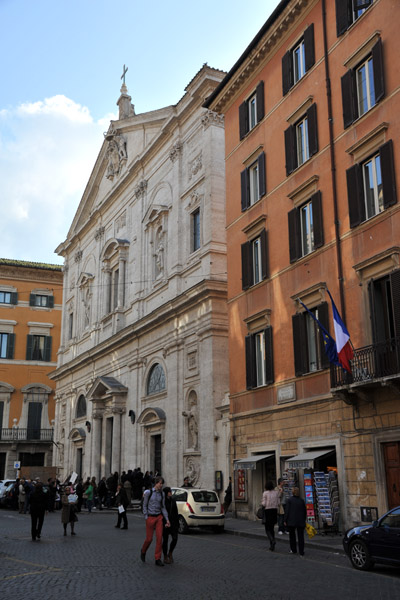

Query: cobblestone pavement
left=0, top=509, right=399, bottom=600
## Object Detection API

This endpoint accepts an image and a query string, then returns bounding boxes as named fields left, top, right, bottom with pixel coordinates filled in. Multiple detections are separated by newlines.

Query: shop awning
left=234, top=453, right=274, bottom=471
left=286, top=450, right=334, bottom=469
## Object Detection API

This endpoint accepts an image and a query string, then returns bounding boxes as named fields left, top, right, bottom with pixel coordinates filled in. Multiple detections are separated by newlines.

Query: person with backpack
left=140, top=476, right=170, bottom=566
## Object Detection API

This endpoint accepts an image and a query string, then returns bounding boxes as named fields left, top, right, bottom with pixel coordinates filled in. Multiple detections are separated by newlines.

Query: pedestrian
left=97, top=476, right=108, bottom=510
left=275, top=477, right=286, bottom=535
left=84, top=480, right=94, bottom=513
left=262, top=480, right=280, bottom=551
left=223, top=477, right=232, bottom=514
left=143, top=471, right=152, bottom=490
left=18, top=478, right=26, bottom=513
left=181, top=476, right=193, bottom=488
left=24, top=478, right=34, bottom=514
left=284, top=486, right=307, bottom=556
left=123, top=477, right=132, bottom=506
left=61, top=486, right=78, bottom=536
left=29, top=483, right=47, bottom=541
left=47, top=478, right=57, bottom=512
left=140, top=476, right=170, bottom=566
left=114, top=483, right=129, bottom=529
left=76, top=478, right=84, bottom=512
left=162, top=486, right=179, bottom=564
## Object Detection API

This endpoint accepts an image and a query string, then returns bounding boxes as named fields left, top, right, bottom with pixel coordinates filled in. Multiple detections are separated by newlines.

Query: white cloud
left=0, top=96, right=117, bottom=264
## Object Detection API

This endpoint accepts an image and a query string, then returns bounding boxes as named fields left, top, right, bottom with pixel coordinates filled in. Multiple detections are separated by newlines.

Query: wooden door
left=383, top=442, right=400, bottom=509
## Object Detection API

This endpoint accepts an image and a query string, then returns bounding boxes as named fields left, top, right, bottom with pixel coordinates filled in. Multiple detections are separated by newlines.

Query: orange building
left=206, top=0, right=400, bottom=528
left=0, top=259, right=62, bottom=479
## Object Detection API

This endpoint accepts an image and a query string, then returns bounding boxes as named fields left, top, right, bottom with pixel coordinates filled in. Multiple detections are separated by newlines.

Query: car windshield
left=380, top=507, right=400, bottom=528
left=192, top=491, right=218, bottom=503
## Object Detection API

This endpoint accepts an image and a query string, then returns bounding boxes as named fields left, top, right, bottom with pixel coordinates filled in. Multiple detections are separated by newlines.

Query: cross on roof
left=121, top=64, right=128, bottom=85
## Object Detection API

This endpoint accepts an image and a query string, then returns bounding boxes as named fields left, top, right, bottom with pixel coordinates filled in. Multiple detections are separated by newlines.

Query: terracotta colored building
left=205, top=0, right=400, bottom=528
left=0, top=259, right=62, bottom=479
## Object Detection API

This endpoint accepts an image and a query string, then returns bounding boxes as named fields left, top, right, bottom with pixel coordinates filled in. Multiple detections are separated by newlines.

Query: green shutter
left=44, top=336, right=52, bottom=362
left=29, top=294, right=36, bottom=306
left=10, top=292, right=18, bottom=305
left=48, top=295, right=54, bottom=308
left=26, top=335, right=33, bottom=360
left=7, top=333, right=15, bottom=359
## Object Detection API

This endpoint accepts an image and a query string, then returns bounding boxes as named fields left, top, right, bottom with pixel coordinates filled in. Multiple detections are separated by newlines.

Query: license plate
left=201, top=506, right=215, bottom=512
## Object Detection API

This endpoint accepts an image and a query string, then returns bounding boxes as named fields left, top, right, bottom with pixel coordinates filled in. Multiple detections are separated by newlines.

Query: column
left=91, top=412, right=103, bottom=481
left=111, top=408, right=121, bottom=474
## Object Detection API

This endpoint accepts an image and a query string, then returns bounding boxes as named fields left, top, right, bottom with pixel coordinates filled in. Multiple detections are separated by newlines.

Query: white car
left=171, top=487, right=225, bottom=534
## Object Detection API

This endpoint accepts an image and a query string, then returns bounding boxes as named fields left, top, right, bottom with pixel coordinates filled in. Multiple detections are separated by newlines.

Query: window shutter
left=341, top=70, right=357, bottom=128
left=372, top=38, right=385, bottom=104
left=256, top=81, right=265, bottom=123
left=264, top=327, right=274, bottom=385
left=282, top=51, right=292, bottom=96
left=29, top=294, right=36, bottom=307
left=288, top=208, right=301, bottom=263
left=44, top=336, right=52, bottom=362
left=10, top=292, right=18, bottom=305
left=239, top=101, right=248, bottom=140
left=284, top=125, right=296, bottom=175
left=380, top=140, right=397, bottom=209
left=390, top=270, right=400, bottom=339
left=307, top=103, right=318, bottom=158
left=368, top=280, right=379, bottom=344
left=346, top=163, right=365, bottom=227
left=241, top=242, right=252, bottom=290
left=317, top=302, right=331, bottom=370
left=260, top=229, right=269, bottom=280
left=48, top=295, right=54, bottom=308
left=304, top=24, right=315, bottom=72
left=7, top=333, right=15, bottom=359
left=292, top=313, right=307, bottom=376
left=335, top=0, right=351, bottom=37
left=311, top=191, right=324, bottom=249
left=245, top=334, right=256, bottom=389
left=241, top=168, right=250, bottom=211
left=26, top=334, right=33, bottom=360
left=258, top=152, right=266, bottom=199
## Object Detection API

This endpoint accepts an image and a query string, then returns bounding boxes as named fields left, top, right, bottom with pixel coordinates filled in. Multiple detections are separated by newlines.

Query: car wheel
left=349, top=539, right=374, bottom=571
left=178, top=515, right=189, bottom=534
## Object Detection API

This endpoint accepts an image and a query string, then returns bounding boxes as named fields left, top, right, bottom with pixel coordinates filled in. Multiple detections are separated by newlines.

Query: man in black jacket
left=30, top=483, right=48, bottom=541
left=162, top=486, right=179, bottom=564
left=284, top=487, right=307, bottom=556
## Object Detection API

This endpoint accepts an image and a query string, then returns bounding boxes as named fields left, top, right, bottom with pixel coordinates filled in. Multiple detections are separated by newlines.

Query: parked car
left=0, top=481, right=17, bottom=507
left=343, top=505, right=400, bottom=570
left=171, top=487, right=224, bottom=534
left=0, top=480, right=16, bottom=496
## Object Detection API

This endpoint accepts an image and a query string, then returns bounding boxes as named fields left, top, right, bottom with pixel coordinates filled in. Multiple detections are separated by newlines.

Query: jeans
left=141, top=515, right=164, bottom=560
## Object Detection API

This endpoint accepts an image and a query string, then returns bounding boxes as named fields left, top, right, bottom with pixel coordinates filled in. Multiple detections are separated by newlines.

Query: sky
left=0, top=0, right=278, bottom=265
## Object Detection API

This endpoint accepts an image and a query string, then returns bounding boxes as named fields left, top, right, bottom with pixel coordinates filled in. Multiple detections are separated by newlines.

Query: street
left=0, top=509, right=399, bottom=600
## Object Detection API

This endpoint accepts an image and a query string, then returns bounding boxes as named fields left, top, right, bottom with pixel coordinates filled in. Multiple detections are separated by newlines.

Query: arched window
left=76, top=395, right=86, bottom=418
left=147, top=363, right=166, bottom=395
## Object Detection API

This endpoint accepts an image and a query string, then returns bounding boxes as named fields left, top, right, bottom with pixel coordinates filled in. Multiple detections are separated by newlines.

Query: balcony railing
left=331, top=337, right=400, bottom=388
left=0, top=428, right=54, bottom=442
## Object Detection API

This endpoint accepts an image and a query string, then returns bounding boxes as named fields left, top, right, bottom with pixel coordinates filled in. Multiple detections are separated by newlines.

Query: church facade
left=51, top=65, right=230, bottom=490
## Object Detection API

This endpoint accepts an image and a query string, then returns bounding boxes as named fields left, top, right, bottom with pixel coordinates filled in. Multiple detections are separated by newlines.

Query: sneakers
left=155, top=559, right=164, bottom=567
left=278, top=531, right=283, bottom=535
left=140, top=552, right=146, bottom=563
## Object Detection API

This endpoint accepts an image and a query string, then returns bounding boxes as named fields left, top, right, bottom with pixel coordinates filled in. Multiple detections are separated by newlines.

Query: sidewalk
left=224, top=515, right=345, bottom=555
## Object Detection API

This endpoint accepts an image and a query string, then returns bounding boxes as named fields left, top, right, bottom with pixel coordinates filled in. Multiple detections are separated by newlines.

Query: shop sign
left=288, top=459, right=313, bottom=469
left=234, top=469, right=247, bottom=502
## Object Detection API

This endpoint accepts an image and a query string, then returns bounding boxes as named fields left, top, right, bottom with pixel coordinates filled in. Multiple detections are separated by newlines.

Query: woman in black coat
left=284, top=487, right=307, bottom=556
left=162, top=486, right=179, bottom=563
left=114, top=484, right=129, bottom=529
left=30, top=483, right=48, bottom=541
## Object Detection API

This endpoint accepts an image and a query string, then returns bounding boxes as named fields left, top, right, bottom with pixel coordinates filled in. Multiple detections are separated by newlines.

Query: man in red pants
left=141, top=476, right=170, bottom=566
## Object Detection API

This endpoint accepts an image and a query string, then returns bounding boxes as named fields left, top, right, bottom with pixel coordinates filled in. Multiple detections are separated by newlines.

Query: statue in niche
left=182, top=396, right=198, bottom=450
left=185, top=456, right=200, bottom=486
left=155, top=241, right=164, bottom=275
left=81, top=285, right=91, bottom=329
left=105, top=130, right=127, bottom=180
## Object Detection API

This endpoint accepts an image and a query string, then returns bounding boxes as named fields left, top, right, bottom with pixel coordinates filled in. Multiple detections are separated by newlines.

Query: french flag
left=327, top=290, right=353, bottom=373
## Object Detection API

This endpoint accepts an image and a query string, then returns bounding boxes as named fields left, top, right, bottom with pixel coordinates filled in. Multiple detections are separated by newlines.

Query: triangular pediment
left=88, top=376, right=128, bottom=400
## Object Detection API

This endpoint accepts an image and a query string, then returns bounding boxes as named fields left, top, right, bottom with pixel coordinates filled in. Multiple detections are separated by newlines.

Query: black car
left=343, top=505, right=400, bottom=570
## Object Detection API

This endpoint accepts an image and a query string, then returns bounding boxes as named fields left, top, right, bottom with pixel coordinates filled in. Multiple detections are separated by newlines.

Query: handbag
left=256, top=506, right=264, bottom=520
left=82, top=492, right=88, bottom=499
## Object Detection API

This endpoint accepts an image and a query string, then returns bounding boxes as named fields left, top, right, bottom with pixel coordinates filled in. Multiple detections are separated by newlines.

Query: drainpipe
left=322, top=0, right=346, bottom=320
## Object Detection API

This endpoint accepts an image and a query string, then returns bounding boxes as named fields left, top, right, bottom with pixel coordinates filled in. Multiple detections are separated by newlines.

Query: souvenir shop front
left=283, top=449, right=341, bottom=533
left=233, top=453, right=277, bottom=519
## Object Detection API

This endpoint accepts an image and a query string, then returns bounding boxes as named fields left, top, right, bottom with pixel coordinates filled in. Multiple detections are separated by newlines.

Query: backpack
left=141, top=488, right=165, bottom=514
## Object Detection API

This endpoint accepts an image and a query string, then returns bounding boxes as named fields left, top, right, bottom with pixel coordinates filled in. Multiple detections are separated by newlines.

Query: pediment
left=69, top=427, right=86, bottom=441
left=137, top=407, right=166, bottom=426
left=143, top=203, right=170, bottom=228
left=88, top=376, right=128, bottom=400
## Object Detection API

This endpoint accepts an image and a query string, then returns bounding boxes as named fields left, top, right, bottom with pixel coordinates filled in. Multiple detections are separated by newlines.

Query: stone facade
left=51, top=65, right=230, bottom=491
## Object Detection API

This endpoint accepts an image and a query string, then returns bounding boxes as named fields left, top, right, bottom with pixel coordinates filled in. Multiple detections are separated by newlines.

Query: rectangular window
left=356, top=56, right=375, bottom=117
left=296, top=116, right=309, bottom=166
left=192, top=208, right=201, bottom=252
left=26, top=334, right=52, bottom=362
left=292, top=302, right=330, bottom=376
left=336, top=0, right=374, bottom=36
left=241, top=152, right=266, bottom=211
left=245, top=327, right=274, bottom=389
left=29, top=293, right=54, bottom=308
left=288, top=192, right=323, bottom=263
left=34, top=295, right=49, bottom=307
left=249, top=162, right=259, bottom=206
left=282, top=24, right=315, bottom=95
left=284, top=104, right=318, bottom=175
left=239, top=81, right=264, bottom=139
left=293, top=40, right=306, bottom=84
left=363, top=154, right=382, bottom=219
left=341, top=38, right=384, bottom=128
left=0, top=332, right=15, bottom=359
left=0, top=292, right=11, bottom=304
left=347, top=140, right=396, bottom=228
left=241, top=229, right=269, bottom=290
